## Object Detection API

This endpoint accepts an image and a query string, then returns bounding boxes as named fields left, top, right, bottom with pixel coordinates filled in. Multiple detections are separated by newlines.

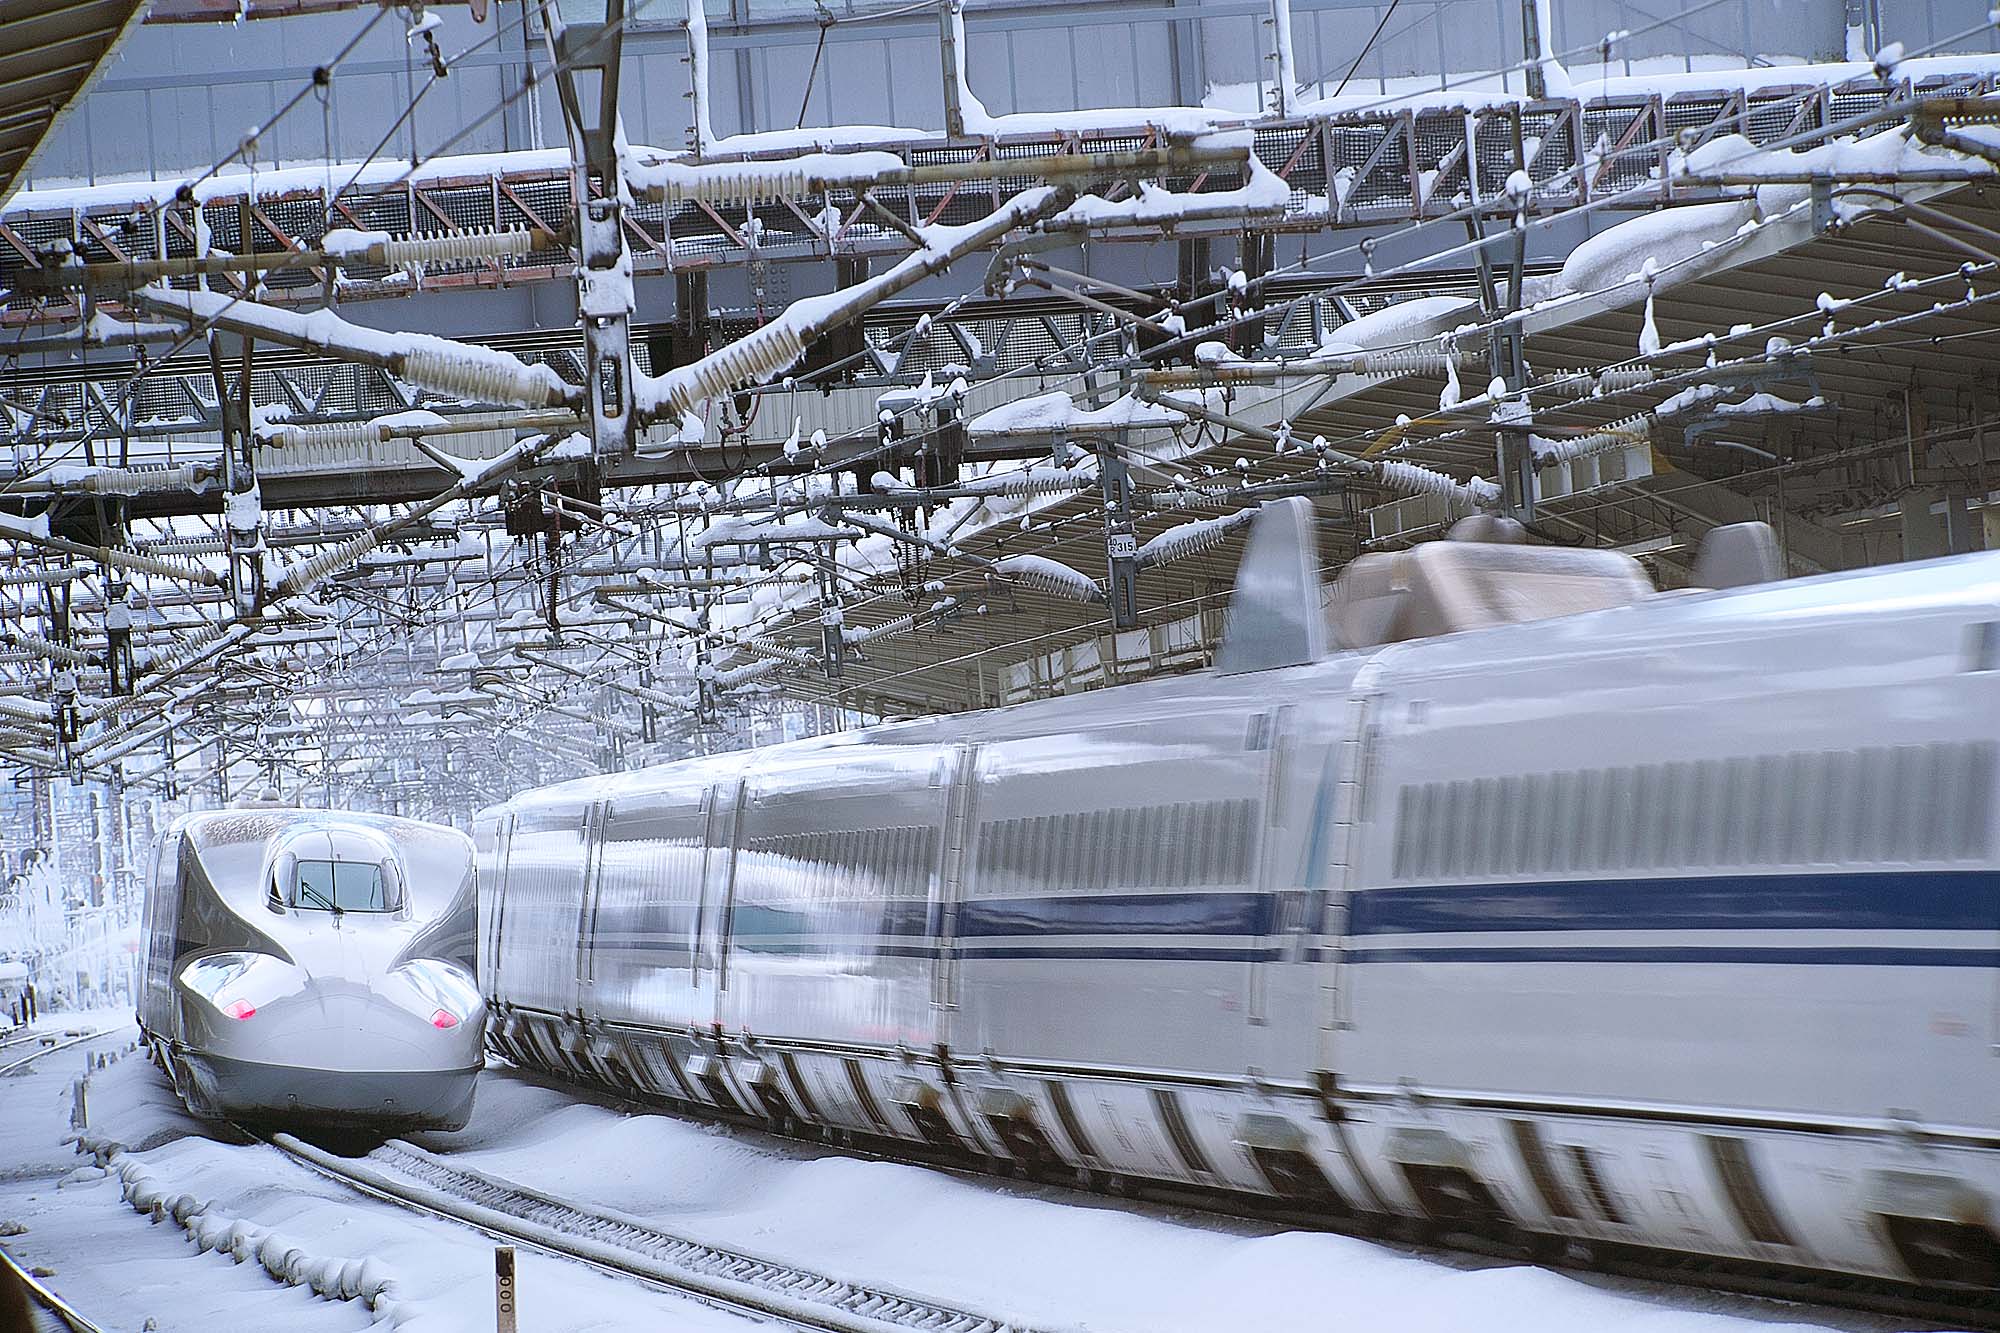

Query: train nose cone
left=221, top=982, right=426, bottom=1072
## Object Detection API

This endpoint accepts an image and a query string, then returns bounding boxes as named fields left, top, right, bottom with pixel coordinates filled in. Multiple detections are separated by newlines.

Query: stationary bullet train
left=476, top=502, right=2000, bottom=1293
left=139, top=806, right=485, bottom=1130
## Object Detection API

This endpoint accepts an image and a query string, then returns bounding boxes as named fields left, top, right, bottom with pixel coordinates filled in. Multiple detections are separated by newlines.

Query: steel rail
left=252, top=1128, right=1037, bottom=1333
left=0, top=1029, right=107, bottom=1078
left=0, top=1244, right=107, bottom=1333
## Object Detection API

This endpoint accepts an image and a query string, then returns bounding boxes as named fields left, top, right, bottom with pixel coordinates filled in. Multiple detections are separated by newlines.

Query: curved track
left=253, top=1129, right=1040, bottom=1333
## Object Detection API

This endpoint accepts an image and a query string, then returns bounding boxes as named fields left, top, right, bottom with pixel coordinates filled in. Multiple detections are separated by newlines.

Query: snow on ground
left=1, top=1022, right=369, bottom=1332
left=9, top=1047, right=762, bottom=1332
left=407, top=1065, right=1916, bottom=1333
left=0, top=1036, right=1933, bottom=1333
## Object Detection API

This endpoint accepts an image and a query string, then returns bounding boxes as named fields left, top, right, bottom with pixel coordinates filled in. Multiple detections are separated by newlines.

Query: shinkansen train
left=476, top=503, right=2000, bottom=1292
left=139, top=806, right=485, bottom=1129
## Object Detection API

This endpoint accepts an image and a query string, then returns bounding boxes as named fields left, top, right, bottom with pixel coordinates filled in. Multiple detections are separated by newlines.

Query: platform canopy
left=0, top=0, right=146, bottom=209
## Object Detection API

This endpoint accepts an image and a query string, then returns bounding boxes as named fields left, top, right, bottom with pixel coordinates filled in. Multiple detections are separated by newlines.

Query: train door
left=475, top=812, right=514, bottom=993
left=1247, top=705, right=1321, bottom=1076
left=1315, top=679, right=1383, bottom=1074
left=694, top=778, right=744, bottom=999
left=932, top=742, right=977, bottom=1015
left=576, top=800, right=611, bottom=1026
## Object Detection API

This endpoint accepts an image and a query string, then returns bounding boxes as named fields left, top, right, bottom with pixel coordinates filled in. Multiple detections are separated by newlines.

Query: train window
left=292, top=859, right=398, bottom=912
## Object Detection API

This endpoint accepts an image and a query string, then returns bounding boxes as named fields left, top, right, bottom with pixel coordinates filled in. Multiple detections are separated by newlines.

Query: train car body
left=139, top=808, right=484, bottom=1130
left=477, top=511, right=2000, bottom=1290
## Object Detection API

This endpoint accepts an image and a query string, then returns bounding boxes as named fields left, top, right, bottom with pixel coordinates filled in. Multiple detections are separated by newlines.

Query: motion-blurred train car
left=139, top=807, right=484, bottom=1129
left=478, top=506, right=2000, bottom=1292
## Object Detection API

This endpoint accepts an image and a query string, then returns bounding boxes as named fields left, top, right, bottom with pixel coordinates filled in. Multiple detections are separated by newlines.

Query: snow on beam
left=967, top=390, right=1188, bottom=437
left=633, top=184, right=1072, bottom=420
left=627, top=142, right=1250, bottom=208
left=993, top=553, right=1105, bottom=604
left=133, top=285, right=580, bottom=411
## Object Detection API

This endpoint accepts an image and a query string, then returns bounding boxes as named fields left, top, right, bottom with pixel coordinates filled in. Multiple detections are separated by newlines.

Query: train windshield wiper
left=295, top=883, right=338, bottom=913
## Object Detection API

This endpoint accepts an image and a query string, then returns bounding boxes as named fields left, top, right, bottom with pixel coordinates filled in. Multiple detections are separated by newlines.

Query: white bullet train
left=139, top=807, right=486, bottom=1130
left=475, top=503, right=2000, bottom=1295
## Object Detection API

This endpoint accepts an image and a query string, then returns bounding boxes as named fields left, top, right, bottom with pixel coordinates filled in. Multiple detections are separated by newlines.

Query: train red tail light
left=430, top=1008, right=459, bottom=1030
left=224, top=999, right=257, bottom=1020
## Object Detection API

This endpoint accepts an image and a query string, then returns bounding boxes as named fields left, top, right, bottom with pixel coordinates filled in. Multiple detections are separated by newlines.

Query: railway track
left=0, top=1030, right=108, bottom=1079
left=1, top=1244, right=106, bottom=1333
left=255, top=1129, right=1041, bottom=1333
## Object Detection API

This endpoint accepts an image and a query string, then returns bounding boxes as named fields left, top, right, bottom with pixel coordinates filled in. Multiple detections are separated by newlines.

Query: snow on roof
left=1552, top=198, right=1758, bottom=299
left=1318, top=294, right=1477, bottom=356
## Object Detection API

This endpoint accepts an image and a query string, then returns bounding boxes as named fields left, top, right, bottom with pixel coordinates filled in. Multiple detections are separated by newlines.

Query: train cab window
left=291, top=859, right=399, bottom=912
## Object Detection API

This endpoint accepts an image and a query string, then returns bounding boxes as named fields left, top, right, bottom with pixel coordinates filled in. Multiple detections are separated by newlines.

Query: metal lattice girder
left=8, top=71, right=1991, bottom=330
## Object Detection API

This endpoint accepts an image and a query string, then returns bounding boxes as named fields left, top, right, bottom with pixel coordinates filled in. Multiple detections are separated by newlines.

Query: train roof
left=1376, top=547, right=2000, bottom=685
left=169, top=806, right=471, bottom=850
left=164, top=808, right=474, bottom=917
left=481, top=544, right=2000, bottom=822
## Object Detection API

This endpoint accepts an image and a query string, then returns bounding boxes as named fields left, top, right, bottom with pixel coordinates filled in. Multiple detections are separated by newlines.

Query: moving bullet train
left=476, top=503, right=2000, bottom=1291
left=139, top=806, right=485, bottom=1129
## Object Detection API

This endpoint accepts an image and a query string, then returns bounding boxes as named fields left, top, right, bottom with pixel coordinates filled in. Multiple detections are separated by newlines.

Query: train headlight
left=180, top=952, right=299, bottom=1021
left=392, top=959, right=481, bottom=1032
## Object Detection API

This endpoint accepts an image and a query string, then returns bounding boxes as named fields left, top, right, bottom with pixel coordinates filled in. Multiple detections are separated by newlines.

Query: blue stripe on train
left=583, top=872, right=2000, bottom=965
left=955, top=891, right=1272, bottom=938
left=1345, top=945, right=2000, bottom=966
left=1346, top=870, right=2000, bottom=937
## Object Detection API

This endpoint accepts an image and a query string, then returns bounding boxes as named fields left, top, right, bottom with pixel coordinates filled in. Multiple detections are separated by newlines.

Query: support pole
left=938, top=0, right=966, bottom=140
left=1521, top=0, right=1547, bottom=101
left=544, top=0, right=635, bottom=457
left=1099, top=439, right=1140, bottom=630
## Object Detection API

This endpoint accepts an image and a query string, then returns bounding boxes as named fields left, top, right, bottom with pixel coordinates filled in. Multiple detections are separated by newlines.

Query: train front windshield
left=291, top=860, right=397, bottom=912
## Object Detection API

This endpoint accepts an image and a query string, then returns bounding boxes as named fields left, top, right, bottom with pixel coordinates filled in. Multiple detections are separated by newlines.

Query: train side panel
left=1334, top=568, right=2000, bottom=1272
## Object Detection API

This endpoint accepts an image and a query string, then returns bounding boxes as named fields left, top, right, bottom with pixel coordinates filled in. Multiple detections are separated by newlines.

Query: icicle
left=1638, top=288, right=1662, bottom=358
left=1439, top=355, right=1462, bottom=410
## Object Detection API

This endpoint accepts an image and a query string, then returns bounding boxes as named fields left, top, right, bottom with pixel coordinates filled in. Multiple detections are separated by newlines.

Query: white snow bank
left=405, top=1069, right=1862, bottom=1333
left=1677, top=127, right=1969, bottom=183
left=78, top=1133, right=417, bottom=1325
left=0, top=510, right=53, bottom=540
left=71, top=1060, right=750, bottom=1333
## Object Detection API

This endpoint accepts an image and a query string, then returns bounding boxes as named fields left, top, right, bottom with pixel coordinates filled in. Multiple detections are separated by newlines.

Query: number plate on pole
left=495, top=1245, right=517, bottom=1333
